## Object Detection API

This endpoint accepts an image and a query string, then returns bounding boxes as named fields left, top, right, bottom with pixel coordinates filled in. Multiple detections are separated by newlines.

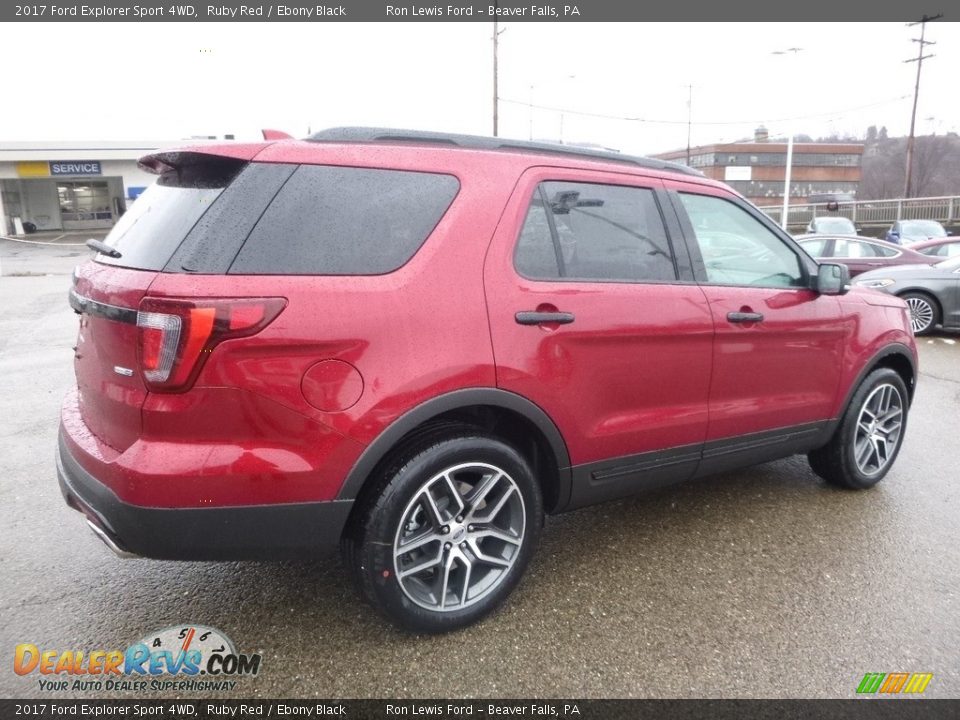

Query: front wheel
left=901, top=292, right=939, bottom=335
left=808, top=368, right=909, bottom=489
left=344, top=433, right=543, bottom=633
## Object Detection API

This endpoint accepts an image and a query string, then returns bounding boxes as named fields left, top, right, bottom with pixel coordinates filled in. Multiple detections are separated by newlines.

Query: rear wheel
left=901, top=292, right=939, bottom=335
left=808, top=368, right=909, bottom=489
left=343, top=431, right=543, bottom=633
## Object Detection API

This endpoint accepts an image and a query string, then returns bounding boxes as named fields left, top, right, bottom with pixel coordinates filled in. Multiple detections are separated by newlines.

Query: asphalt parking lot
left=1, top=237, right=957, bottom=699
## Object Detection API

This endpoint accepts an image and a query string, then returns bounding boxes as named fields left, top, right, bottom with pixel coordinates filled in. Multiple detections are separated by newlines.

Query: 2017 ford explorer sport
left=58, top=128, right=917, bottom=633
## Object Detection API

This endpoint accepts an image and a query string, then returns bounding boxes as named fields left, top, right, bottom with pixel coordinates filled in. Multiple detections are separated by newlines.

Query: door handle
left=727, top=311, right=764, bottom=323
left=515, top=311, right=575, bottom=325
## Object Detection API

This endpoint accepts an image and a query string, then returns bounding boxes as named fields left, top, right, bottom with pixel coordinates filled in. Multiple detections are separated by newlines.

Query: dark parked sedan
left=908, top=237, right=960, bottom=259
left=856, top=256, right=960, bottom=335
left=797, top=234, right=935, bottom=278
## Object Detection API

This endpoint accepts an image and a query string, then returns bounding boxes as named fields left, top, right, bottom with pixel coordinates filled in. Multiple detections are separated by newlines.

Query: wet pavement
left=1, top=238, right=957, bottom=699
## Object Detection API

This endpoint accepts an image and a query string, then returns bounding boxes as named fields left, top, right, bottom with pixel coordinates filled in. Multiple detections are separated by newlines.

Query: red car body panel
left=57, top=136, right=919, bottom=560
left=483, top=166, right=714, bottom=465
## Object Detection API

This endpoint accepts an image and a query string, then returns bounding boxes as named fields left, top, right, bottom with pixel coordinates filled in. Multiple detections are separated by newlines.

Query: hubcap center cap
left=450, top=524, right=467, bottom=542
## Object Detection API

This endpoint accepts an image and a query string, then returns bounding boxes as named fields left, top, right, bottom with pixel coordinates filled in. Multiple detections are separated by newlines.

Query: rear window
left=96, top=157, right=244, bottom=271
left=228, top=165, right=460, bottom=275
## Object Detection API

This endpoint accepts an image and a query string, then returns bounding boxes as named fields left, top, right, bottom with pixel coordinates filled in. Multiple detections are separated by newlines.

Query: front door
left=484, top=168, right=714, bottom=508
left=665, top=184, right=847, bottom=469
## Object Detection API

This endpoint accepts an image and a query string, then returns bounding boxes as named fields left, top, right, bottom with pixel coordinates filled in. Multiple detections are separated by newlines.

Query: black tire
left=808, top=367, right=909, bottom=489
left=343, top=431, right=543, bottom=633
left=900, top=292, right=940, bottom=336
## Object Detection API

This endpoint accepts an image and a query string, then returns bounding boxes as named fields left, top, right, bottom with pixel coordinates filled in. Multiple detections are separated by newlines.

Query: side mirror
left=855, top=224, right=864, bottom=233
left=890, top=230, right=900, bottom=238
left=816, top=262, right=850, bottom=295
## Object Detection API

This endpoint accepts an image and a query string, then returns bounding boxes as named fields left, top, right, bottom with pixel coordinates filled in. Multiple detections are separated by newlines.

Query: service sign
left=50, top=161, right=102, bottom=176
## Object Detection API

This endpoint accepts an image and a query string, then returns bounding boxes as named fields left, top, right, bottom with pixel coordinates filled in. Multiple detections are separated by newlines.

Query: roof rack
left=306, top=127, right=704, bottom=177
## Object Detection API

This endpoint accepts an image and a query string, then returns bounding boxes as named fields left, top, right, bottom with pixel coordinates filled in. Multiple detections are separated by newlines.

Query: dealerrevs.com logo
left=14, top=625, right=261, bottom=693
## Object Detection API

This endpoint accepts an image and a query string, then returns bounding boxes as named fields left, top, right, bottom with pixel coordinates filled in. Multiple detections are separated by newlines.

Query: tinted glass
left=679, top=193, right=804, bottom=287
left=514, top=195, right=560, bottom=279
left=96, top=158, right=243, bottom=271
left=165, top=163, right=297, bottom=273
left=229, top=165, right=459, bottom=275
left=515, top=181, right=675, bottom=282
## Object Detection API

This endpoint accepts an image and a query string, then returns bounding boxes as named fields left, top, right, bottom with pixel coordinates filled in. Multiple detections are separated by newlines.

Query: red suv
left=59, top=128, right=917, bottom=632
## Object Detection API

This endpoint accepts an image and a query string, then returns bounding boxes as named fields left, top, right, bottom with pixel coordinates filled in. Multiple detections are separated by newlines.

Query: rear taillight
left=136, top=297, right=285, bottom=392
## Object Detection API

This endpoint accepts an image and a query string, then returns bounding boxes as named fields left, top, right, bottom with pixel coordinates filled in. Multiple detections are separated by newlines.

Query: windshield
left=902, top=220, right=947, bottom=238
left=815, top=217, right=855, bottom=233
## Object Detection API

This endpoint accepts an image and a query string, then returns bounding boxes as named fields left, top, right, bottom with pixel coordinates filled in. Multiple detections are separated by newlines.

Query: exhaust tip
left=85, top=519, right=138, bottom=559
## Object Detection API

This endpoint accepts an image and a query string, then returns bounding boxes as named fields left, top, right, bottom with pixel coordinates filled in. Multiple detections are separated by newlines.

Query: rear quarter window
left=228, top=165, right=460, bottom=275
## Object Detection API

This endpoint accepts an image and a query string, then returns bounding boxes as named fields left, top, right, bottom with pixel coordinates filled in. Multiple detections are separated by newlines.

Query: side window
left=229, top=165, right=459, bottom=275
left=514, top=181, right=677, bottom=282
left=514, top=195, right=560, bottom=279
left=800, top=239, right=827, bottom=257
left=832, top=238, right=869, bottom=258
left=872, top=243, right=898, bottom=258
left=679, top=193, right=804, bottom=288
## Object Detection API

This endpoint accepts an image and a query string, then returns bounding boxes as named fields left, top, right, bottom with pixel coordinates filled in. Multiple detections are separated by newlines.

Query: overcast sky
left=9, top=22, right=959, bottom=154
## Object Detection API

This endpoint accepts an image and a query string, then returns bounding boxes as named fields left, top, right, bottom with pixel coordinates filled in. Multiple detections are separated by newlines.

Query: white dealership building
left=0, top=140, right=222, bottom=235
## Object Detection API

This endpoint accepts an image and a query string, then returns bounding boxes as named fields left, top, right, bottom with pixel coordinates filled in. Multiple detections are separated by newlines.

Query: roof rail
left=306, top=127, right=703, bottom=177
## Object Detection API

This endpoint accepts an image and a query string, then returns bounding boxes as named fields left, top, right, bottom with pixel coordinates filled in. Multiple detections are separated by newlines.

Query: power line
left=498, top=94, right=912, bottom=128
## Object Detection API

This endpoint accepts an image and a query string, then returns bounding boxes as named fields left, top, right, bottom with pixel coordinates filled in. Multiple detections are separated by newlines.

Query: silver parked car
left=806, top=216, right=858, bottom=235
left=856, top=256, right=960, bottom=335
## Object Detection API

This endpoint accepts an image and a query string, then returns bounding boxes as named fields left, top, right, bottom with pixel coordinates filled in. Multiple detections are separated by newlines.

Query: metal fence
left=757, top=196, right=960, bottom=228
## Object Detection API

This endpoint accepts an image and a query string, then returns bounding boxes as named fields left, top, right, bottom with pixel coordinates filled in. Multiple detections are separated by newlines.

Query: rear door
left=665, top=182, right=847, bottom=471
left=484, top=167, right=714, bottom=508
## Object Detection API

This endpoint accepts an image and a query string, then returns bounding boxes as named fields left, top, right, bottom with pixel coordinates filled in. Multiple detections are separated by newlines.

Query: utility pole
left=685, top=84, right=693, bottom=165
left=903, top=14, right=941, bottom=198
left=772, top=47, right=803, bottom=231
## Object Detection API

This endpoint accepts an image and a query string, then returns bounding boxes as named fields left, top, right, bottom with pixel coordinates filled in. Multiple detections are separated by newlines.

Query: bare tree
left=859, top=131, right=960, bottom=200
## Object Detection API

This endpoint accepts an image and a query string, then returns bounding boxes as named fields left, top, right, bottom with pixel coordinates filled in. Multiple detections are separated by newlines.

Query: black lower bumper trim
left=56, top=430, right=353, bottom=561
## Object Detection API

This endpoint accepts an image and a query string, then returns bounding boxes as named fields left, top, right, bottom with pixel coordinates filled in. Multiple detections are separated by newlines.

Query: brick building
left=653, top=128, right=864, bottom=206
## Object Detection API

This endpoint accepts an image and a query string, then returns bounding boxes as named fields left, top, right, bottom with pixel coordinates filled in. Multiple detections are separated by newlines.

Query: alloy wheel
left=853, top=383, right=904, bottom=477
left=905, top=296, right=935, bottom=334
left=392, top=462, right=526, bottom=612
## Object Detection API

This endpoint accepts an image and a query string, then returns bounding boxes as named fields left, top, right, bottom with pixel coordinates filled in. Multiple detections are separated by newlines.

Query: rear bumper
left=57, top=429, right=353, bottom=560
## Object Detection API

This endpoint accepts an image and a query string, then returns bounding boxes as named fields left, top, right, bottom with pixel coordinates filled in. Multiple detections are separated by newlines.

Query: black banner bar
left=2, top=700, right=959, bottom=720
left=0, top=1, right=952, bottom=22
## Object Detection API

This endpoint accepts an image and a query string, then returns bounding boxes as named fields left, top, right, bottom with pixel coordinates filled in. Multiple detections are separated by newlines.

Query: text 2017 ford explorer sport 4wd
left=58, top=128, right=917, bottom=633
